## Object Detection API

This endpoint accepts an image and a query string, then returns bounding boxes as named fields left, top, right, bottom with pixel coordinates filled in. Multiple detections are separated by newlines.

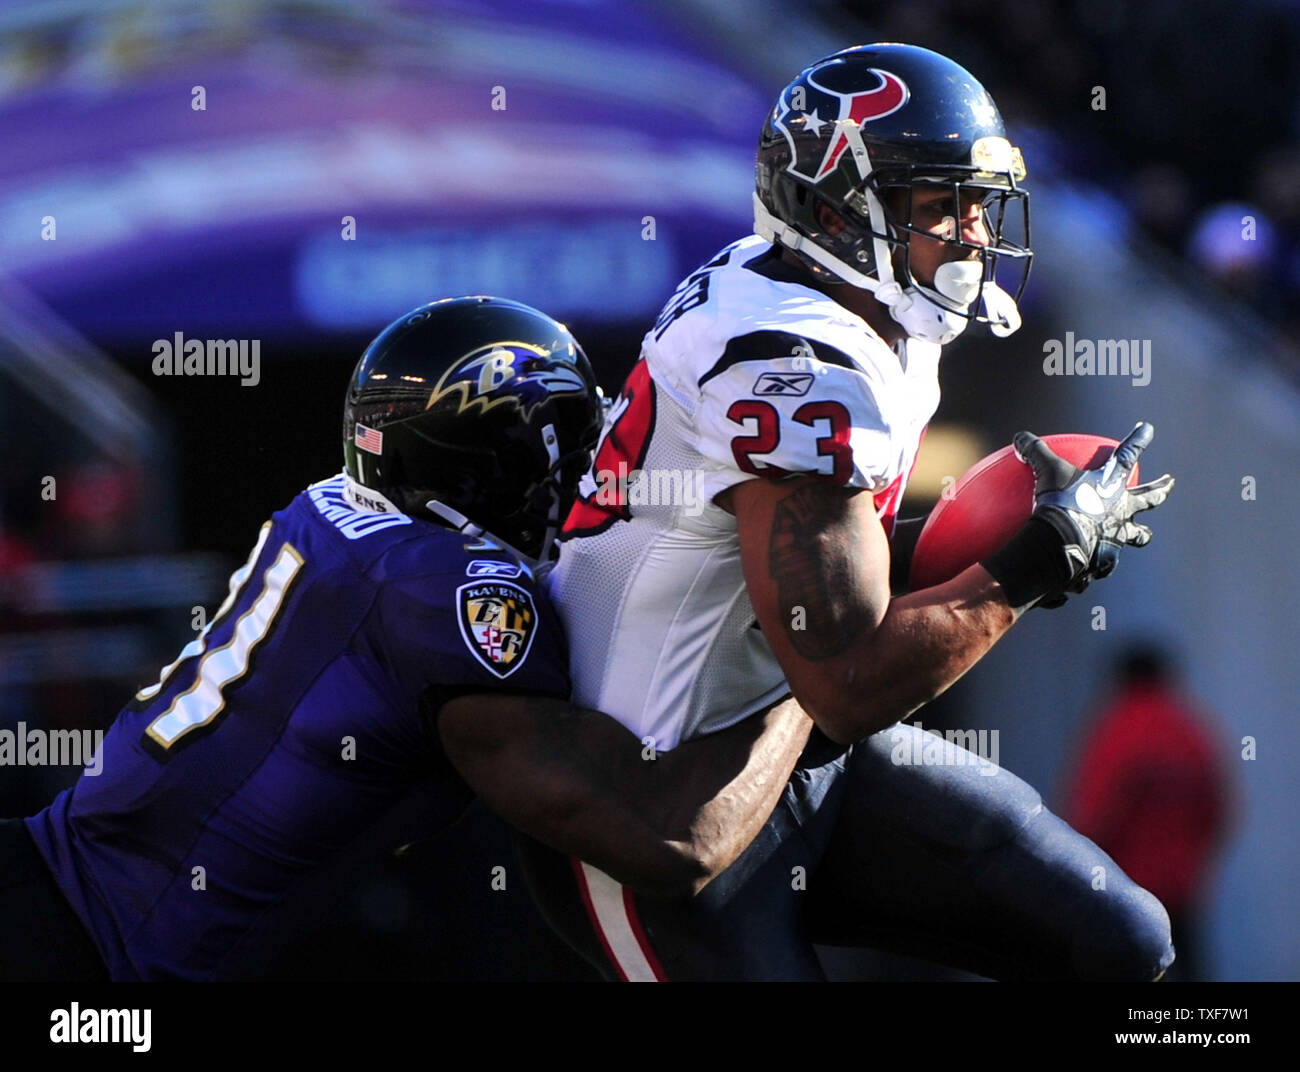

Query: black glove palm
left=1016, top=422, right=1175, bottom=600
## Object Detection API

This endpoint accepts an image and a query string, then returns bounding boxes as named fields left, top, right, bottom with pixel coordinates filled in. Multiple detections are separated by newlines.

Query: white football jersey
left=550, top=235, right=941, bottom=749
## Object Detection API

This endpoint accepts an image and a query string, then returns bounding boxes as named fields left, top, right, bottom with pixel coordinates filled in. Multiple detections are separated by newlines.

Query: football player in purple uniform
left=1, top=296, right=811, bottom=981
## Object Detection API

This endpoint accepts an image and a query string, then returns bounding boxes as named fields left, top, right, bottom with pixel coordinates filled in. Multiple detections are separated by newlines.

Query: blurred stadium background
left=0, top=0, right=1296, bottom=980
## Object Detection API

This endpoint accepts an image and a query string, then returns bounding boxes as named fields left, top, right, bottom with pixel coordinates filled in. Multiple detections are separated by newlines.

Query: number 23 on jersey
left=563, top=359, right=853, bottom=538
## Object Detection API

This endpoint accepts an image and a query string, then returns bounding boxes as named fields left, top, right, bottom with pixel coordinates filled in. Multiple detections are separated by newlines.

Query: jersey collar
left=341, top=474, right=406, bottom=516
left=342, top=473, right=544, bottom=580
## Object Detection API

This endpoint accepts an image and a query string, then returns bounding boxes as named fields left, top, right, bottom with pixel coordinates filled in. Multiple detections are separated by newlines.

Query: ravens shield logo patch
left=456, top=581, right=538, bottom=678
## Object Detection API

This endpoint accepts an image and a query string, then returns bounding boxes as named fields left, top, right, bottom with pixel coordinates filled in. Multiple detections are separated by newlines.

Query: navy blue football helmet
left=755, top=43, right=1032, bottom=344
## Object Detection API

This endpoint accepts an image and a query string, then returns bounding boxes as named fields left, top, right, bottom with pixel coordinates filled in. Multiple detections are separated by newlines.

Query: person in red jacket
left=1065, top=645, right=1232, bottom=981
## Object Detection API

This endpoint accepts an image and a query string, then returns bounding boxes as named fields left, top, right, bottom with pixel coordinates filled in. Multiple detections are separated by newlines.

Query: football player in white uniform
left=519, top=44, right=1177, bottom=981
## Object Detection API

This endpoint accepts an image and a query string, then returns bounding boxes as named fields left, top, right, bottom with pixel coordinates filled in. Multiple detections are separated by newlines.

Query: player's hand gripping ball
left=909, top=433, right=1146, bottom=591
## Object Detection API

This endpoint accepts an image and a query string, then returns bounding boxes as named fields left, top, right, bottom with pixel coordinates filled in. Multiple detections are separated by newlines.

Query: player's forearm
left=440, top=694, right=711, bottom=897
left=651, top=697, right=812, bottom=895
left=796, top=564, right=1016, bottom=744
left=751, top=479, right=1016, bottom=744
left=439, top=693, right=809, bottom=898
left=517, top=782, right=713, bottom=898
left=544, top=697, right=811, bottom=896
left=838, top=564, right=1015, bottom=738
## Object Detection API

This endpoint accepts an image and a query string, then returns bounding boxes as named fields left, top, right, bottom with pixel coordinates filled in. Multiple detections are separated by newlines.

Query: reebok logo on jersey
left=456, top=581, right=537, bottom=678
left=753, top=371, right=815, bottom=396
left=466, top=559, right=523, bottom=578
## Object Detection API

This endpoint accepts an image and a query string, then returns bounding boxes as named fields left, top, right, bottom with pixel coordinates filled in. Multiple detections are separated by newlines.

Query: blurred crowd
left=848, top=0, right=1300, bottom=367
left=1064, top=646, right=1232, bottom=981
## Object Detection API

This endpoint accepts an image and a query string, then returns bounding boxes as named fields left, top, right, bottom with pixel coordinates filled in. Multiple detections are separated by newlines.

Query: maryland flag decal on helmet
left=456, top=580, right=538, bottom=678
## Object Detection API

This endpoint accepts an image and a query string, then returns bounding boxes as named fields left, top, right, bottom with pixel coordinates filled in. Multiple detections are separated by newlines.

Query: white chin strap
left=753, top=193, right=1022, bottom=346
left=531, top=422, right=563, bottom=572
left=887, top=260, right=981, bottom=345
left=423, top=497, right=547, bottom=579
left=980, top=279, right=1022, bottom=337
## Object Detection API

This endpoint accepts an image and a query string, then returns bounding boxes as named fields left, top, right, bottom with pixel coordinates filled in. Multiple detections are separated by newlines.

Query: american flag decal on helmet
left=354, top=424, right=384, bottom=455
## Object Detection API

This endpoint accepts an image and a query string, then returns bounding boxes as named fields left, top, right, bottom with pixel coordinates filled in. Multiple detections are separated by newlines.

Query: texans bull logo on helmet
left=456, top=580, right=538, bottom=678
left=773, top=66, right=909, bottom=184
left=425, top=340, right=589, bottom=421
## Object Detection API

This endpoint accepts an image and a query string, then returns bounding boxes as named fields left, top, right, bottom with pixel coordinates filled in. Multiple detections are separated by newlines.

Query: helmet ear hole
left=814, top=200, right=849, bottom=237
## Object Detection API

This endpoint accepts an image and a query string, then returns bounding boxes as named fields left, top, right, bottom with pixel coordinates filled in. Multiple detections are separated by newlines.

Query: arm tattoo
left=768, top=483, right=875, bottom=660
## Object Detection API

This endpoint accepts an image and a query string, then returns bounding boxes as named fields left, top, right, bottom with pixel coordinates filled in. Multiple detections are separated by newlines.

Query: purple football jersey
left=25, top=475, right=569, bottom=980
